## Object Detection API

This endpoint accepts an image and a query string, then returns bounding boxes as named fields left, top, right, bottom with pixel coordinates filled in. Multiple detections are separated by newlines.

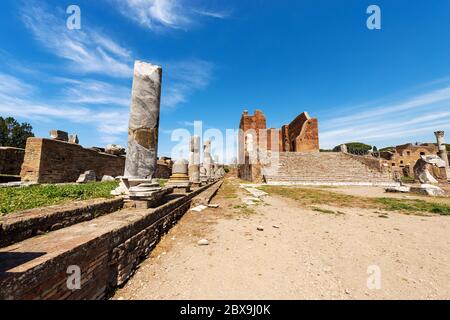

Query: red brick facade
left=239, top=109, right=319, bottom=153
left=20, top=138, right=125, bottom=183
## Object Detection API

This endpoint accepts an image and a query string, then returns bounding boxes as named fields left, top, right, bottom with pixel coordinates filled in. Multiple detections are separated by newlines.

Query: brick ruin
left=0, top=147, right=25, bottom=181
left=239, top=110, right=319, bottom=153
left=0, top=181, right=223, bottom=300
left=238, top=109, right=397, bottom=186
left=380, top=143, right=438, bottom=177
left=20, top=138, right=126, bottom=184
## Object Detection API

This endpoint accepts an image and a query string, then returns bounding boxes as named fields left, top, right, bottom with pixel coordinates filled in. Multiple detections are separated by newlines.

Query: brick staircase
left=263, top=152, right=398, bottom=186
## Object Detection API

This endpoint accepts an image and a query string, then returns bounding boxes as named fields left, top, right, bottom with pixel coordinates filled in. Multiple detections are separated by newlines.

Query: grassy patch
left=0, top=181, right=119, bottom=216
left=374, top=198, right=450, bottom=216
left=217, top=178, right=238, bottom=199
left=259, top=186, right=450, bottom=216
left=259, top=186, right=368, bottom=208
left=401, top=176, right=415, bottom=183
left=158, top=179, right=168, bottom=187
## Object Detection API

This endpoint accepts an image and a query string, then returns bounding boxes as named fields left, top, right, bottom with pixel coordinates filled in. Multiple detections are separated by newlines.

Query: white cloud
left=61, top=79, right=131, bottom=107
left=0, top=73, right=128, bottom=144
left=162, top=59, right=213, bottom=109
left=0, top=73, right=35, bottom=97
left=21, top=2, right=133, bottom=77
left=115, top=0, right=229, bottom=30
left=320, top=83, right=450, bottom=149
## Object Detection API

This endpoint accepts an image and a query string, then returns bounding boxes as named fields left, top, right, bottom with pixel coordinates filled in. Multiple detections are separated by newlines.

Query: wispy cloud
left=320, top=83, right=450, bottom=148
left=60, top=79, right=131, bottom=107
left=162, top=59, right=213, bottom=108
left=7, top=1, right=215, bottom=146
left=0, top=72, right=129, bottom=144
left=0, top=73, right=35, bottom=97
left=21, top=2, right=133, bottom=77
left=114, top=0, right=229, bottom=31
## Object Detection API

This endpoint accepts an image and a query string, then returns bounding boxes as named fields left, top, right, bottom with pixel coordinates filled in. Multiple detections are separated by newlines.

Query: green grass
left=259, top=186, right=367, bottom=208
left=374, top=198, right=450, bottom=216
left=259, top=186, right=450, bottom=216
left=218, top=179, right=238, bottom=199
left=158, top=179, right=168, bottom=187
left=0, top=181, right=119, bottom=216
left=401, top=176, right=415, bottom=183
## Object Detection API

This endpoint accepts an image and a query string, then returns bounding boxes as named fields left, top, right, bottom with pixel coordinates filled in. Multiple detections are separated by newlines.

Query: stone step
left=261, top=152, right=394, bottom=184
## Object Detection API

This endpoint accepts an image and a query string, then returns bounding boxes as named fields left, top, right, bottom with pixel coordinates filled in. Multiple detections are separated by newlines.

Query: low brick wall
left=0, top=198, right=124, bottom=248
left=155, top=163, right=171, bottom=179
left=0, top=147, right=25, bottom=175
left=0, top=181, right=222, bottom=300
left=20, top=138, right=125, bottom=183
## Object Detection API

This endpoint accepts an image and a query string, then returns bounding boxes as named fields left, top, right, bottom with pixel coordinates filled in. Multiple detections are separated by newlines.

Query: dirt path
left=113, top=179, right=450, bottom=300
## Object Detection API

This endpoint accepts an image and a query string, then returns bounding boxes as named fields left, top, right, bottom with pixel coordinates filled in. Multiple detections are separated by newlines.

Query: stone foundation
left=0, top=198, right=124, bottom=248
left=20, top=138, right=125, bottom=183
left=0, top=181, right=222, bottom=300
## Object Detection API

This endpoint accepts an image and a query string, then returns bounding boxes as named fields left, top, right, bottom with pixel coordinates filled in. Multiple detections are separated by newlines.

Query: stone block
left=49, top=130, right=69, bottom=142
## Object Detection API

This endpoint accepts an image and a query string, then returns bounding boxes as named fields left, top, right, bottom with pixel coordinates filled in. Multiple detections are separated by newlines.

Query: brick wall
left=0, top=181, right=222, bottom=300
left=0, top=147, right=25, bottom=175
left=0, top=198, right=124, bottom=248
left=281, top=112, right=319, bottom=152
left=20, top=138, right=125, bottom=183
left=156, top=163, right=171, bottom=179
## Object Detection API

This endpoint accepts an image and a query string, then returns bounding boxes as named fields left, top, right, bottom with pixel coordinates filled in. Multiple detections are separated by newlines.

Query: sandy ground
left=113, top=180, right=450, bottom=300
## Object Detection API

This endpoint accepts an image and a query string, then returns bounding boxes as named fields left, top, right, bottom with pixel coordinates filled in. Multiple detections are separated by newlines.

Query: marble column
left=189, top=136, right=201, bottom=185
left=203, top=140, right=212, bottom=180
left=435, top=131, right=450, bottom=179
left=124, top=61, right=162, bottom=179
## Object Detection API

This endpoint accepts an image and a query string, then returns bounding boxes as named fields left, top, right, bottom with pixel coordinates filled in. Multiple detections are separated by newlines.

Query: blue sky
left=1, top=0, right=450, bottom=161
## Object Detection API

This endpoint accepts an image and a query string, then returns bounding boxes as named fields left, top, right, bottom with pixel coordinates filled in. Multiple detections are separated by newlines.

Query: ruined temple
left=238, top=109, right=396, bottom=185
left=239, top=110, right=319, bottom=153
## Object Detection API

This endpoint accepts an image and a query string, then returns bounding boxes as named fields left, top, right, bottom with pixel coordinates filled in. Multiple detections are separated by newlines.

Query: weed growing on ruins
left=0, top=182, right=119, bottom=215
left=259, top=186, right=450, bottom=216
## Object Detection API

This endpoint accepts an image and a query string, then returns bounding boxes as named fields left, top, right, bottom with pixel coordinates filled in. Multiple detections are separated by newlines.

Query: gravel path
left=113, top=180, right=450, bottom=300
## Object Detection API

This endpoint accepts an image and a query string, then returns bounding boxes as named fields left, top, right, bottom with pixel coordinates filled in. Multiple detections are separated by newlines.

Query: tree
left=333, top=142, right=372, bottom=153
left=0, top=117, right=34, bottom=149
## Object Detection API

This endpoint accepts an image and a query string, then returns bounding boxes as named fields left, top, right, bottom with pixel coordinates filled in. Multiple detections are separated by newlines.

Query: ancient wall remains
left=283, top=113, right=319, bottom=152
left=238, top=110, right=319, bottom=154
left=0, top=198, right=124, bottom=248
left=20, top=138, right=125, bottom=183
left=380, top=143, right=438, bottom=177
left=0, top=147, right=25, bottom=175
left=238, top=109, right=320, bottom=182
left=0, top=181, right=222, bottom=300
left=155, top=158, right=173, bottom=179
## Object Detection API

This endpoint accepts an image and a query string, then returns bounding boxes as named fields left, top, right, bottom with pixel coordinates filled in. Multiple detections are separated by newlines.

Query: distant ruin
left=239, top=110, right=319, bottom=153
left=379, top=143, right=438, bottom=177
left=20, top=137, right=125, bottom=184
